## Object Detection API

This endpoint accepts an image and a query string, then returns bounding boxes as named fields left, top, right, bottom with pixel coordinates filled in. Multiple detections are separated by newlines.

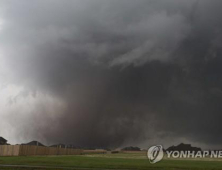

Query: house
left=166, top=143, right=202, bottom=153
left=121, top=146, right=141, bottom=151
left=22, top=141, right=45, bottom=146
left=0, top=137, right=7, bottom=145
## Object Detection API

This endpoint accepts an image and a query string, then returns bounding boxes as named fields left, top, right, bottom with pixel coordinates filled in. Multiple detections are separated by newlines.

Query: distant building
left=0, top=137, right=7, bottom=145
left=22, top=141, right=45, bottom=146
left=166, top=143, right=202, bottom=153
left=121, top=146, right=141, bottom=151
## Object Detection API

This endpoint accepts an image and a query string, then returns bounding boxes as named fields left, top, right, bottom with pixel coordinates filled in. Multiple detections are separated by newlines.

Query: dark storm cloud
left=1, top=0, right=222, bottom=148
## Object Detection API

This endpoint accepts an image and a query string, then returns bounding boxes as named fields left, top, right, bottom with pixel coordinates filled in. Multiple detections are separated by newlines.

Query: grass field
left=0, top=152, right=222, bottom=170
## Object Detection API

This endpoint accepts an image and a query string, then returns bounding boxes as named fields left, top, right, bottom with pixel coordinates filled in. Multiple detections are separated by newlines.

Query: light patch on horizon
left=0, top=84, right=66, bottom=145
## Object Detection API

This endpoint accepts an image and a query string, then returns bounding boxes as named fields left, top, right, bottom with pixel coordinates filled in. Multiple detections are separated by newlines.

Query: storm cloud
left=0, top=0, right=222, bottom=149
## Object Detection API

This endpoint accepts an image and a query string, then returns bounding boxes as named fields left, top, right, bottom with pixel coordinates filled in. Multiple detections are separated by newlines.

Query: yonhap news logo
left=147, top=145, right=164, bottom=164
left=147, top=144, right=222, bottom=164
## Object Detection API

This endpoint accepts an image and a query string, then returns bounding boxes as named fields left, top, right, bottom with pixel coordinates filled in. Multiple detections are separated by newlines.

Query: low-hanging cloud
left=0, top=0, right=222, bottom=149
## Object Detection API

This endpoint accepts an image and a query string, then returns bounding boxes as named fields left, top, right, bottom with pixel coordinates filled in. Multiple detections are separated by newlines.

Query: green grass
left=0, top=153, right=222, bottom=170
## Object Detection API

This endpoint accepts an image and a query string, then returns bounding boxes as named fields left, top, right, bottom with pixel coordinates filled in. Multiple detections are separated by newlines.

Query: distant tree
left=0, top=137, right=7, bottom=145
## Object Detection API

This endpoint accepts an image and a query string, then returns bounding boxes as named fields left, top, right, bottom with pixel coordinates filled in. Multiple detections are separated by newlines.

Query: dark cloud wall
left=1, top=0, right=222, bottom=148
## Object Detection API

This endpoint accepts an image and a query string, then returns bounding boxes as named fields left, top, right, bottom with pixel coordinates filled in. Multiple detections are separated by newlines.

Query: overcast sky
left=0, top=0, right=222, bottom=149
